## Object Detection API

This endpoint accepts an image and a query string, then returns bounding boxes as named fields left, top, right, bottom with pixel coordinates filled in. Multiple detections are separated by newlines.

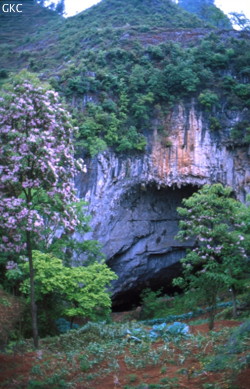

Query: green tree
left=0, top=71, right=85, bottom=347
left=173, top=184, right=249, bottom=330
left=178, top=0, right=231, bottom=28
left=163, top=62, right=200, bottom=95
left=179, top=0, right=215, bottom=14
left=36, top=0, right=64, bottom=14
left=198, top=90, right=219, bottom=110
left=12, top=251, right=117, bottom=328
left=229, top=12, right=250, bottom=31
left=55, top=0, right=65, bottom=15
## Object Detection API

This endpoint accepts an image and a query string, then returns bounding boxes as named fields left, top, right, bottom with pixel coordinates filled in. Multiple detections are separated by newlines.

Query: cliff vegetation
left=0, top=0, right=249, bottom=155
left=0, top=3, right=249, bottom=382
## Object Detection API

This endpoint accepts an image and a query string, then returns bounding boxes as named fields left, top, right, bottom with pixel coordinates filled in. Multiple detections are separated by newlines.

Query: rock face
left=76, top=101, right=250, bottom=309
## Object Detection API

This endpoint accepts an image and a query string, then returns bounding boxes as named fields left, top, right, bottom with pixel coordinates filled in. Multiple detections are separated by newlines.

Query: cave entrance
left=107, top=183, right=199, bottom=311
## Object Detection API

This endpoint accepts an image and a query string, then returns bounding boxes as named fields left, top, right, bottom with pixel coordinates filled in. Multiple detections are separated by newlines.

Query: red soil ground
left=0, top=320, right=249, bottom=389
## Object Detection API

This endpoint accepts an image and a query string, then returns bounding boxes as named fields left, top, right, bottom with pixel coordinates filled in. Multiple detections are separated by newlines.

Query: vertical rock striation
left=76, top=102, right=250, bottom=308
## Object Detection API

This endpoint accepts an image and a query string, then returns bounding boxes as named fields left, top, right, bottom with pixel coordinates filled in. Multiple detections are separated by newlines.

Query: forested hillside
left=0, top=3, right=249, bottom=387
left=1, top=0, right=249, bottom=156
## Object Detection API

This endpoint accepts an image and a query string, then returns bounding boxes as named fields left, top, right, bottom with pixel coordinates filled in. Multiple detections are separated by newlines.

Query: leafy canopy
left=0, top=70, right=86, bottom=258
left=18, top=250, right=117, bottom=321
left=0, top=70, right=86, bottom=346
left=173, top=184, right=249, bottom=328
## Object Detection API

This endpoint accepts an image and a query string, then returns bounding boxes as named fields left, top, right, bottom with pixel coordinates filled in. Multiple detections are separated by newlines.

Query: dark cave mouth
left=108, top=183, right=200, bottom=311
left=111, top=261, right=183, bottom=312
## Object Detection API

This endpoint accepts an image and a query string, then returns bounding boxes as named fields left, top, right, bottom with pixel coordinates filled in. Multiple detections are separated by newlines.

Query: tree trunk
left=208, top=295, right=217, bottom=330
left=231, top=285, right=237, bottom=319
left=27, top=230, right=39, bottom=348
left=208, top=308, right=215, bottom=330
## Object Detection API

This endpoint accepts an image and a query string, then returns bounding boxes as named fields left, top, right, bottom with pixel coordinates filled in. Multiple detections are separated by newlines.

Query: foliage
left=204, top=320, right=250, bottom=373
left=36, top=0, right=65, bottom=15
left=1, top=1, right=250, bottom=154
left=198, top=90, right=219, bottom=111
left=0, top=70, right=86, bottom=347
left=230, top=121, right=250, bottom=145
left=17, top=250, right=117, bottom=323
left=55, top=0, right=65, bottom=16
left=178, top=0, right=231, bottom=28
left=225, top=319, right=250, bottom=354
left=0, top=69, right=8, bottom=79
left=72, top=0, right=204, bottom=30
left=141, top=301, right=236, bottom=326
left=209, top=116, right=221, bottom=131
left=229, top=12, right=250, bottom=30
left=2, top=310, right=249, bottom=388
left=55, top=318, right=79, bottom=333
left=173, top=184, right=249, bottom=330
left=0, top=70, right=85, bottom=257
left=0, top=70, right=87, bottom=266
left=0, top=288, right=24, bottom=346
left=179, top=0, right=215, bottom=14
left=56, top=34, right=250, bottom=154
left=140, top=288, right=164, bottom=319
left=139, top=287, right=243, bottom=324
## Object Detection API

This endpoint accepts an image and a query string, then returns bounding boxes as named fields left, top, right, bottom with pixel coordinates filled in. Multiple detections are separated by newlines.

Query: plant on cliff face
left=173, top=184, right=249, bottom=330
left=48, top=31, right=250, bottom=155
left=198, top=90, right=219, bottom=111
left=0, top=71, right=86, bottom=347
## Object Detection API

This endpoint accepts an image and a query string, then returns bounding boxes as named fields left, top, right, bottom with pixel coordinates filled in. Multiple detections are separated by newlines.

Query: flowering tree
left=0, top=72, right=86, bottom=347
left=173, top=184, right=249, bottom=330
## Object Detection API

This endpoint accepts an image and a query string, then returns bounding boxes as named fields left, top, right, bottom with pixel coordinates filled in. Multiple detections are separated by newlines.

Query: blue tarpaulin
left=125, top=321, right=190, bottom=342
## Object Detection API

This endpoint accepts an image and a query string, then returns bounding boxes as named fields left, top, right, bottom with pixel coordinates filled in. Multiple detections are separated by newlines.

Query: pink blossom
left=6, top=261, right=18, bottom=270
left=28, top=134, right=37, bottom=142
left=0, top=78, right=86, bottom=256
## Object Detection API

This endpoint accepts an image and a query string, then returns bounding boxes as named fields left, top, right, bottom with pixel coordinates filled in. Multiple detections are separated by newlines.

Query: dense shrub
left=0, top=288, right=24, bottom=346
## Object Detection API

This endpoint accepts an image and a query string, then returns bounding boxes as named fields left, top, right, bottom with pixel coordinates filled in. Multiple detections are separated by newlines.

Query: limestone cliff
left=76, top=101, right=250, bottom=309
